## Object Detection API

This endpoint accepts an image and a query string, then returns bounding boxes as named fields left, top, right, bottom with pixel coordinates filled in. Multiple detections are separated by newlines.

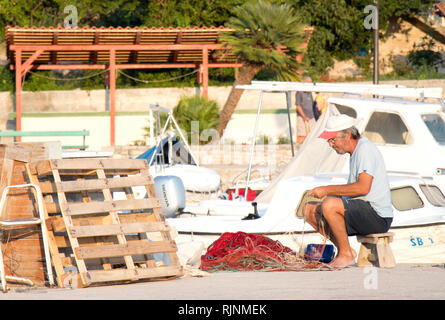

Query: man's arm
left=295, top=92, right=310, bottom=121
left=309, top=171, right=373, bottom=198
left=296, top=105, right=310, bottom=121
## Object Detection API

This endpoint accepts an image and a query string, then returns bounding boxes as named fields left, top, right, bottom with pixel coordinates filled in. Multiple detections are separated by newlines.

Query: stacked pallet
left=1, top=142, right=183, bottom=289
left=28, top=158, right=183, bottom=288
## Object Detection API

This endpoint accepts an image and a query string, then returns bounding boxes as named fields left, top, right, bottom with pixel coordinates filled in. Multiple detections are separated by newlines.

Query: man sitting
left=304, top=114, right=393, bottom=268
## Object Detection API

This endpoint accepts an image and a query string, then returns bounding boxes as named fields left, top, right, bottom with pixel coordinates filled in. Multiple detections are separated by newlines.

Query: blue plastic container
left=304, top=244, right=335, bottom=263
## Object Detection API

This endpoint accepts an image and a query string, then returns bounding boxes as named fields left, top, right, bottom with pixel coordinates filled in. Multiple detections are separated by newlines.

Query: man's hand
left=308, top=186, right=328, bottom=199
left=307, top=172, right=373, bottom=199
left=296, top=105, right=308, bottom=121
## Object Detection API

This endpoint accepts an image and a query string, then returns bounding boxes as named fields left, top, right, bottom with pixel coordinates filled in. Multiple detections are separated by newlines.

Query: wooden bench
left=356, top=232, right=396, bottom=268
left=0, top=130, right=89, bottom=150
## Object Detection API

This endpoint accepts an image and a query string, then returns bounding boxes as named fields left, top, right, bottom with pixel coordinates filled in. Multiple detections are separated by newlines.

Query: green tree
left=214, top=0, right=307, bottom=137
left=0, top=0, right=131, bottom=39
left=291, top=0, right=436, bottom=76
left=135, top=0, right=246, bottom=28
left=0, top=0, right=250, bottom=31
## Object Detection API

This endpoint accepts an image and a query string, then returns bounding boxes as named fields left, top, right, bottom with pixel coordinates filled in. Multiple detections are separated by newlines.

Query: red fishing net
left=199, top=231, right=332, bottom=272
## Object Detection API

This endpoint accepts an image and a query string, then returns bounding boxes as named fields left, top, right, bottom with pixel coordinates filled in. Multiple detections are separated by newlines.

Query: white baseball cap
left=319, top=114, right=358, bottom=139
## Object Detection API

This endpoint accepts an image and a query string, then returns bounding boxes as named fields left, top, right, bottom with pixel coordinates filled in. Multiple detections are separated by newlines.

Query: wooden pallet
left=28, top=158, right=183, bottom=287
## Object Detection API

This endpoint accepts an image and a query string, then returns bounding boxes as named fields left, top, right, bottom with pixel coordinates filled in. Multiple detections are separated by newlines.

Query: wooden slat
left=83, top=265, right=183, bottom=284
left=45, top=201, right=60, bottom=214
left=54, top=235, right=70, bottom=248
left=357, top=232, right=394, bottom=244
left=56, top=175, right=152, bottom=192
left=37, top=180, right=56, bottom=193
left=62, top=198, right=161, bottom=216
left=51, top=167, right=90, bottom=285
left=37, top=169, right=143, bottom=178
left=0, top=158, right=14, bottom=204
left=54, top=235, right=135, bottom=248
left=36, top=159, right=148, bottom=175
left=75, top=240, right=177, bottom=259
left=69, top=221, right=170, bottom=237
left=46, top=216, right=66, bottom=232
left=118, top=212, right=158, bottom=224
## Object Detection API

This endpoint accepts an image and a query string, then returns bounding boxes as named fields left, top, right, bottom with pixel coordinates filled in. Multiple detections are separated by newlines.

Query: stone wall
left=112, top=143, right=296, bottom=166
left=3, top=79, right=443, bottom=116
left=8, top=85, right=288, bottom=114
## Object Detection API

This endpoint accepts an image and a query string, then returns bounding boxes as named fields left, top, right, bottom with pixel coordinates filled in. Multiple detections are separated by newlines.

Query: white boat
left=167, top=82, right=445, bottom=265
left=136, top=132, right=221, bottom=194
left=149, top=163, right=221, bottom=193
left=181, top=81, right=445, bottom=213
left=170, top=173, right=445, bottom=264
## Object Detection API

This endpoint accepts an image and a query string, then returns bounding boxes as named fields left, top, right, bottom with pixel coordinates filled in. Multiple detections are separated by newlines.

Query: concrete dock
left=2, top=263, right=444, bottom=300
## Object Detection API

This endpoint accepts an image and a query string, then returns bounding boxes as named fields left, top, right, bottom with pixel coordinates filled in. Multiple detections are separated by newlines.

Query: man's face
left=327, top=132, right=348, bottom=154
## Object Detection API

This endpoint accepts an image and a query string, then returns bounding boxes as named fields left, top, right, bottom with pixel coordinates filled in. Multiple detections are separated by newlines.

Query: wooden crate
left=28, top=158, right=183, bottom=288
left=0, top=142, right=61, bottom=287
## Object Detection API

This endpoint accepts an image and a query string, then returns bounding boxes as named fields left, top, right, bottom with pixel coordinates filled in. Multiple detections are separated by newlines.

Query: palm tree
left=173, top=95, right=220, bottom=145
left=214, top=0, right=308, bottom=138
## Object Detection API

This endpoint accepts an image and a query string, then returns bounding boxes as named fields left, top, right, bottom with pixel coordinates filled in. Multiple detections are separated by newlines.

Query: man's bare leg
left=320, top=197, right=356, bottom=268
left=315, top=204, right=357, bottom=259
left=304, top=202, right=356, bottom=260
left=304, top=203, right=338, bottom=245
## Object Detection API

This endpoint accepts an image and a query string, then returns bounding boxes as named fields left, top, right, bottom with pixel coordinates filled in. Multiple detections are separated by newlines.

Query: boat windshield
left=421, top=113, right=445, bottom=145
left=419, top=184, right=445, bottom=207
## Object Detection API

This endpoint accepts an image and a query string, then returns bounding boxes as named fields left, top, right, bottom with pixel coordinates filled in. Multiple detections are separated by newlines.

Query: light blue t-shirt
left=345, top=137, right=393, bottom=218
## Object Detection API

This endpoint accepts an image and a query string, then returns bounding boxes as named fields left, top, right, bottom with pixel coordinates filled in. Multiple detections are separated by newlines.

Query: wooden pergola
left=6, top=26, right=240, bottom=145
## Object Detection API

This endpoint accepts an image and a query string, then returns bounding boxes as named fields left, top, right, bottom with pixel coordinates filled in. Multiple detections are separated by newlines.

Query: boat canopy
left=255, top=104, right=348, bottom=204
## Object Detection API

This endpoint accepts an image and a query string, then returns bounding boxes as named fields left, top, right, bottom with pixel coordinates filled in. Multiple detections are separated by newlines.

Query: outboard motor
left=153, top=175, right=186, bottom=218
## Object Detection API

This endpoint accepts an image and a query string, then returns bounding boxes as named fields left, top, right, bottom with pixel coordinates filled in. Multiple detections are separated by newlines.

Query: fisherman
left=304, top=114, right=393, bottom=268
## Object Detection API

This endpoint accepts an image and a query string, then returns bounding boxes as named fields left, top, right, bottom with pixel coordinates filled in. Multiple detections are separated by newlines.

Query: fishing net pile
left=199, top=231, right=332, bottom=272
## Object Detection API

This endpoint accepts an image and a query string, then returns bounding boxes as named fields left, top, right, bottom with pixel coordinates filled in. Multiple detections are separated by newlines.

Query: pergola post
left=13, top=49, right=44, bottom=141
left=14, top=49, right=22, bottom=140
left=202, top=46, right=209, bottom=98
left=109, top=49, right=116, bottom=146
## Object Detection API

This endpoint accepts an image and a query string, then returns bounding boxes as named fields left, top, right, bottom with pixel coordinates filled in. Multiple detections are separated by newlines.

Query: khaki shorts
left=296, top=117, right=316, bottom=136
